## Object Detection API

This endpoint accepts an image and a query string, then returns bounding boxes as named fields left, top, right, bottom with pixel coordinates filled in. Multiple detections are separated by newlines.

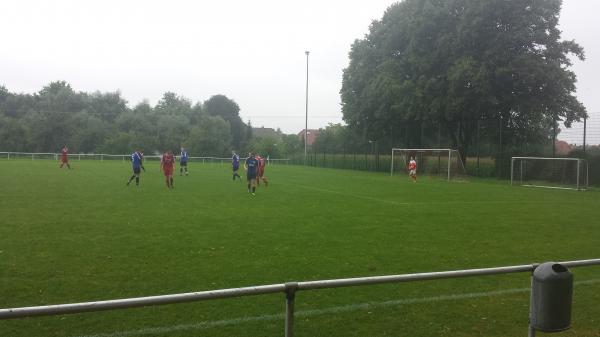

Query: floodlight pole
left=304, top=51, right=310, bottom=165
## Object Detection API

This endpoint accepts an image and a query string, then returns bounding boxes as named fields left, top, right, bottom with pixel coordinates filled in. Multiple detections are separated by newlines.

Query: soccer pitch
left=1, top=159, right=599, bottom=337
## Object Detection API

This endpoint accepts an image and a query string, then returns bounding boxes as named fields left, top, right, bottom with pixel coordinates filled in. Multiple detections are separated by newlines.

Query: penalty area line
left=74, top=278, right=600, bottom=337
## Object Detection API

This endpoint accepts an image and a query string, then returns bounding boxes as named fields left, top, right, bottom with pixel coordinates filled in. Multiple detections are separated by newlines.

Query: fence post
left=528, top=267, right=538, bottom=337
left=476, top=119, right=480, bottom=176
left=583, top=117, right=587, bottom=158
left=552, top=118, right=557, bottom=158
left=498, top=117, right=503, bottom=178
left=284, top=282, right=298, bottom=337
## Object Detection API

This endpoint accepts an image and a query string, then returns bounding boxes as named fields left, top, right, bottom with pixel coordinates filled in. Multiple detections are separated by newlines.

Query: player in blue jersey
left=179, top=146, right=189, bottom=176
left=244, top=152, right=259, bottom=195
left=126, top=150, right=145, bottom=186
left=232, top=150, right=241, bottom=181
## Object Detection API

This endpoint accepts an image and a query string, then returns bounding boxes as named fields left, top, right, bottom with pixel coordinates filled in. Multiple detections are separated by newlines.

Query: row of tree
left=0, top=81, right=301, bottom=158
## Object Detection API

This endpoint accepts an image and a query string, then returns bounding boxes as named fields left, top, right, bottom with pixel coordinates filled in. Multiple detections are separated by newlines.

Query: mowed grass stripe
left=0, top=159, right=599, bottom=337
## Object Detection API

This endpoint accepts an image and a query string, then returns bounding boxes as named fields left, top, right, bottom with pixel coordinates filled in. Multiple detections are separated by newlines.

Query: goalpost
left=390, top=148, right=466, bottom=181
left=511, top=157, right=589, bottom=191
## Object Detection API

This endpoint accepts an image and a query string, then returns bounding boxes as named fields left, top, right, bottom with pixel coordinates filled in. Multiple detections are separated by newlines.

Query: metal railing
left=0, top=152, right=290, bottom=165
left=1, top=258, right=599, bottom=336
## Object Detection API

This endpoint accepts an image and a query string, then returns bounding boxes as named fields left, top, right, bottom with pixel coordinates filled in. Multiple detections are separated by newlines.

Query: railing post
left=528, top=264, right=538, bottom=337
left=285, top=282, right=298, bottom=337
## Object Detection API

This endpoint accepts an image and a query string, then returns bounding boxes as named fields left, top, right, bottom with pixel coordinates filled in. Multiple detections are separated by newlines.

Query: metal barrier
left=1, top=259, right=599, bottom=336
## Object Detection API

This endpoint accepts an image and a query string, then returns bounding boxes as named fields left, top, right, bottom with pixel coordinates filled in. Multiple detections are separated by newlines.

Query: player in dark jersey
left=232, top=151, right=241, bottom=181
left=161, top=150, right=175, bottom=189
left=126, top=150, right=145, bottom=186
left=244, top=152, right=259, bottom=195
left=59, top=145, right=71, bottom=169
left=179, top=147, right=189, bottom=176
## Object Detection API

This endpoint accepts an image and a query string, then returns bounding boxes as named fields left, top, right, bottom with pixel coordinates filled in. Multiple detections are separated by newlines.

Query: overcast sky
left=0, top=0, right=598, bottom=142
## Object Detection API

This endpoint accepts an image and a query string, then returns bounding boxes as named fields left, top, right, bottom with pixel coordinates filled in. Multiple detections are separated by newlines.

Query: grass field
left=1, top=159, right=599, bottom=337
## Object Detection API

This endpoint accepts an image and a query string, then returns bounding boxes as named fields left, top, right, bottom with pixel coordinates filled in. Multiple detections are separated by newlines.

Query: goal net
left=391, top=148, right=467, bottom=181
left=511, top=157, right=588, bottom=190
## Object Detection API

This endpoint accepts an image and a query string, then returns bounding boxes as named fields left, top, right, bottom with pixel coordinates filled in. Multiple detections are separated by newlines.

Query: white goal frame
left=511, top=156, right=589, bottom=191
left=390, top=148, right=464, bottom=181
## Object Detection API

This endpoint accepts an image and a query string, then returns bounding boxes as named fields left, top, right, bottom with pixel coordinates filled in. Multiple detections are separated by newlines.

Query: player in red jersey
left=408, top=156, right=417, bottom=182
left=255, top=153, right=268, bottom=186
left=160, top=150, right=176, bottom=189
left=59, top=145, right=71, bottom=169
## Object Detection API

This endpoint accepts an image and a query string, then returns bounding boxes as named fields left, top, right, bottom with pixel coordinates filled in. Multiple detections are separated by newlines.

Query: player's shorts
left=164, top=168, right=173, bottom=176
left=409, top=169, right=417, bottom=176
left=247, top=173, right=257, bottom=181
left=180, top=161, right=187, bottom=167
left=133, top=166, right=141, bottom=174
left=61, top=157, right=68, bottom=163
left=258, top=168, right=264, bottom=177
left=233, top=163, right=239, bottom=171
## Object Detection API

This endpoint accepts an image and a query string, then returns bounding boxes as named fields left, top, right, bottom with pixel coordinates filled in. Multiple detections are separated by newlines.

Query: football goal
left=511, top=157, right=588, bottom=191
left=390, top=148, right=467, bottom=181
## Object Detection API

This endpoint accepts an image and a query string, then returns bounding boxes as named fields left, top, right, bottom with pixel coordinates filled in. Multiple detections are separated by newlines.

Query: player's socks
left=135, top=177, right=139, bottom=186
left=252, top=187, right=256, bottom=193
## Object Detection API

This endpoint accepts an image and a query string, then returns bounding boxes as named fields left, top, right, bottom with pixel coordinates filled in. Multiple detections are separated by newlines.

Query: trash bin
left=531, top=262, right=573, bottom=332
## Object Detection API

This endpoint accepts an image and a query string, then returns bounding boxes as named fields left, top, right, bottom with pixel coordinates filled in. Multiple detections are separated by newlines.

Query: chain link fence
left=290, top=116, right=600, bottom=186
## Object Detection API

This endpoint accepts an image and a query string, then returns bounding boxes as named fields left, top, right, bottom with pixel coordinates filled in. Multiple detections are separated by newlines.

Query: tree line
left=0, top=81, right=301, bottom=158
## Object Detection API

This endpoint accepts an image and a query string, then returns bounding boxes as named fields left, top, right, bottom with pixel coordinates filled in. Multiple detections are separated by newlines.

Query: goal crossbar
left=391, top=148, right=463, bottom=181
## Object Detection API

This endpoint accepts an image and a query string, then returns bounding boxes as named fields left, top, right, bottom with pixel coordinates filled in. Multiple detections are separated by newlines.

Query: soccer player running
left=59, top=145, right=71, bottom=169
left=408, top=156, right=417, bottom=183
left=126, top=149, right=145, bottom=187
left=179, top=146, right=189, bottom=176
left=161, top=150, right=176, bottom=189
left=255, top=153, right=268, bottom=186
left=244, top=152, right=259, bottom=195
left=232, top=151, right=241, bottom=181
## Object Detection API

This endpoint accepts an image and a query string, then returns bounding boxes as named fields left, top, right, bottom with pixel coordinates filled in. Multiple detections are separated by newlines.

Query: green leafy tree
left=204, top=95, right=248, bottom=149
left=186, top=115, right=232, bottom=156
left=250, top=136, right=282, bottom=158
left=341, top=0, right=586, bottom=164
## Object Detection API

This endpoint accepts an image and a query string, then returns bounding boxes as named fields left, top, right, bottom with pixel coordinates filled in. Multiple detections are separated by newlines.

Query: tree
left=250, top=136, right=282, bottom=158
left=186, top=115, right=232, bottom=156
left=280, top=134, right=303, bottom=157
left=204, top=95, right=248, bottom=149
left=341, top=0, right=586, bottom=164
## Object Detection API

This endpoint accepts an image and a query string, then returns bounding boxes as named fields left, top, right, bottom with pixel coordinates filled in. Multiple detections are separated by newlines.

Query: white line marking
left=278, top=182, right=581, bottom=207
left=74, top=278, right=600, bottom=337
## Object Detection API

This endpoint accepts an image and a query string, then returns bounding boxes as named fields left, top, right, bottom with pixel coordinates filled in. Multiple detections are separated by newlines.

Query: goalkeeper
left=408, top=156, right=417, bottom=183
